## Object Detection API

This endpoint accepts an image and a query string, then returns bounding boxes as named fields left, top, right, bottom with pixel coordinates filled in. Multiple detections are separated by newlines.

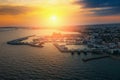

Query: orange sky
left=0, top=0, right=120, bottom=27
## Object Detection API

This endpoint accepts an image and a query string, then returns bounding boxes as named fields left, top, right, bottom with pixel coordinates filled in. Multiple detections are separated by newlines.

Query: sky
left=0, top=0, right=120, bottom=27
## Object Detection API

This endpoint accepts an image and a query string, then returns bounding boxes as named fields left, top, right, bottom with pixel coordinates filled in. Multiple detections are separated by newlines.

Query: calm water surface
left=0, top=29, right=120, bottom=80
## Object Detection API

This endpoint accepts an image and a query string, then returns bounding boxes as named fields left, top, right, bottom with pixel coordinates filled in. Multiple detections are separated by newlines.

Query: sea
left=0, top=28, right=120, bottom=80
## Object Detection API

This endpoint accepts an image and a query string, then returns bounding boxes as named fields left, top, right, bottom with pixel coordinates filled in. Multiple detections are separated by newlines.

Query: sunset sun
left=51, top=15, right=57, bottom=22
left=48, top=15, right=60, bottom=28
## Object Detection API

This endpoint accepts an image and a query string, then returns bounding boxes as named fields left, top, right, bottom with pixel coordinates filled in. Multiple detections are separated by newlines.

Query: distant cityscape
left=0, top=23, right=120, bottom=30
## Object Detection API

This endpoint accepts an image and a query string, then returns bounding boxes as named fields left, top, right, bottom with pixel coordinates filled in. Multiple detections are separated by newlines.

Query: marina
left=6, top=26, right=120, bottom=62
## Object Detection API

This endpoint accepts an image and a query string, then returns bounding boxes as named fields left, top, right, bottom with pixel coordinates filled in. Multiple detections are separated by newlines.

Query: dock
left=6, top=35, right=44, bottom=48
left=7, top=35, right=35, bottom=45
left=53, top=43, right=70, bottom=53
left=82, top=55, right=110, bottom=62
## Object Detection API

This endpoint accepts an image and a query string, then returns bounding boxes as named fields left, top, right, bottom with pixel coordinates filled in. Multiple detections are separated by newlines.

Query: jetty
left=53, top=43, right=70, bottom=53
left=82, top=55, right=110, bottom=62
left=7, top=35, right=44, bottom=48
left=7, top=35, right=35, bottom=45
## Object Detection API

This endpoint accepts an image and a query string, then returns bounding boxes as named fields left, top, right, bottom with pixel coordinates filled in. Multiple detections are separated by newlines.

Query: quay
left=53, top=43, right=70, bottom=53
left=82, top=55, right=110, bottom=62
left=7, top=35, right=35, bottom=45
left=53, top=43, right=86, bottom=55
left=6, top=35, right=44, bottom=48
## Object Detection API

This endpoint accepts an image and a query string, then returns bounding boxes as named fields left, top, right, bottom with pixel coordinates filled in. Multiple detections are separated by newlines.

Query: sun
left=47, top=15, right=62, bottom=28
left=51, top=15, right=57, bottom=22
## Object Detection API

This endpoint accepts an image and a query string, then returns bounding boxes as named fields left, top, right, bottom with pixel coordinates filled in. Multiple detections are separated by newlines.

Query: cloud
left=0, top=5, right=31, bottom=15
left=74, top=0, right=120, bottom=16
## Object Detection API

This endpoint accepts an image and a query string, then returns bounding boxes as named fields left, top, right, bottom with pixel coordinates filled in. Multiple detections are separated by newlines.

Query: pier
left=7, top=35, right=35, bottom=45
left=7, top=35, right=44, bottom=48
left=53, top=43, right=70, bottom=53
left=82, top=55, right=110, bottom=62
